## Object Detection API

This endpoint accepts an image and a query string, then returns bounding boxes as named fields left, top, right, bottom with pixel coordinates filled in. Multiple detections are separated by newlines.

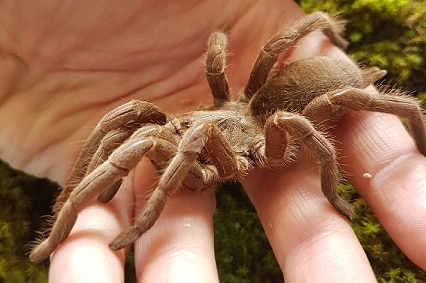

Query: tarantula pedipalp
left=30, top=12, right=426, bottom=263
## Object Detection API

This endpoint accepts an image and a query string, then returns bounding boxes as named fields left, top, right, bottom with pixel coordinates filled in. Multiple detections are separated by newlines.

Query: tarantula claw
left=109, top=227, right=140, bottom=250
left=330, top=197, right=354, bottom=220
left=97, top=179, right=122, bottom=203
left=29, top=239, right=56, bottom=264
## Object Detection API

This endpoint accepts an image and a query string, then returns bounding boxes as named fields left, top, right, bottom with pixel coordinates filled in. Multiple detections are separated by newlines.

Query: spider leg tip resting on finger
left=30, top=11, right=426, bottom=263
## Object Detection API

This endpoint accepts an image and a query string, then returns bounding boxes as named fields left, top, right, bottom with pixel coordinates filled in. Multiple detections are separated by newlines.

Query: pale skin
left=0, top=1, right=425, bottom=283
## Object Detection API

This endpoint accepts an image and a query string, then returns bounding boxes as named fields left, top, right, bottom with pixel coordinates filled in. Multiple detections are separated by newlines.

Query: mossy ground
left=0, top=161, right=52, bottom=283
left=1, top=0, right=425, bottom=282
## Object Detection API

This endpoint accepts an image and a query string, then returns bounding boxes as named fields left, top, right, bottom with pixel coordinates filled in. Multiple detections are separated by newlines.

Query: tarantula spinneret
left=30, top=12, right=426, bottom=263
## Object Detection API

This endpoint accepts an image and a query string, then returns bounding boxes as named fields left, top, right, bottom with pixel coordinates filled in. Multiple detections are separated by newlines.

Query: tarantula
left=30, top=12, right=426, bottom=263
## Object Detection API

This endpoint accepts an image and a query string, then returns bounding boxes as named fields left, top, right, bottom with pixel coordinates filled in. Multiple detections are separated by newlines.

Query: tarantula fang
left=29, top=12, right=426, bottom=263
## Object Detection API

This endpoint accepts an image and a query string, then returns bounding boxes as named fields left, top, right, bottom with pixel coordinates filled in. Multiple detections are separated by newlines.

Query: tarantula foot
left=109, top=226, right=140, bottom=250
left=333, top=198, right=354, bottom=220
left=97, top=180, right=122, bottom=203
left=29, top=239, right=56, bottom=263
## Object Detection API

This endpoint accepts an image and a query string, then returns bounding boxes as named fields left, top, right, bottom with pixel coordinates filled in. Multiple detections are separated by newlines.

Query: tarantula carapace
left=30, top=12, right=426, bottom=263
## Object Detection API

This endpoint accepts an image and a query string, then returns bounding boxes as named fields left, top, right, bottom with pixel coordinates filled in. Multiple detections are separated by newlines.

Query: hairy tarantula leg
left=91, top=128, right=138, bottom=203
left=244, top=12, right=348, bottom=99
left=181, top=163, right=220, bottom=192
left=29, top=161, right=128, bottom=263
left=87, top=128, right=134, bottom=174
left=266, top=111, right=353, bottom=219
left=30, top=131, right=177, bottom=263
left=361, top=67, right=387, bottom=87
left=109, top=122, right=239, bottom=250
left=77, top=128, right=133, bottom=203
left=206, top=31, right=230, bottom=106
left=310, top=88, right=426, bottom=156
left=259, top=120, right=296, bottom=168
left=96, top=123, right=181, bottom=203
left=53, top=100, right=167, bottom=214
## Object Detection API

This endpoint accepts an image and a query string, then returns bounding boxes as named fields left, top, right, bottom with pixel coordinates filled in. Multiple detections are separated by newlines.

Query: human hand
left=0, top=1, right=425, bottom=282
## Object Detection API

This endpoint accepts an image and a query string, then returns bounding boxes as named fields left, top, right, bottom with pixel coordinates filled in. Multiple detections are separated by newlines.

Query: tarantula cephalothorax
left=30, top=12, right=426, bottom=263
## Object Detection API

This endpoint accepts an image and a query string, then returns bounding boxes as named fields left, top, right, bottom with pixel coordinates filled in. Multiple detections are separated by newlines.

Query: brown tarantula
left=30, top=12, right=426, bottom=263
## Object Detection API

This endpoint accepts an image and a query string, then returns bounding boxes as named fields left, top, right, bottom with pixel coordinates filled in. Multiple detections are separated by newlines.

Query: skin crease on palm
left=0, top=0, right=425, bottom=282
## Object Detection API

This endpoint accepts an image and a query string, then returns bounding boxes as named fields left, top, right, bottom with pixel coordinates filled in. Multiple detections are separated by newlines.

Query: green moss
left=299, top=0, right=426, bottom=86
left=214, top=183, right=282, bottom=283
left=0, top=161, right=53, bottom=283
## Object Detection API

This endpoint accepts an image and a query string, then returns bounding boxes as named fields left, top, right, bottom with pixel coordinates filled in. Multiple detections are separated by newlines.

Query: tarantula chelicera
left=30, top=12, right=426, bottom=263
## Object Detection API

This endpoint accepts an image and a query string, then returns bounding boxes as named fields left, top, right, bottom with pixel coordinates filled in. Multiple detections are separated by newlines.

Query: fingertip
left=48, top=179, right=135, bottom=282
left=132, top=188, right=219, bottom=283
left=243, top=164, right=377, bottom=282
left=49, top=233, right=126, bottom=283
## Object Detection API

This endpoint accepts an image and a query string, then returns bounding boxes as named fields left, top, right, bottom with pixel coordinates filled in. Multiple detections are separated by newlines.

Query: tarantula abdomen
left=249, top=56, right=386, bottom=123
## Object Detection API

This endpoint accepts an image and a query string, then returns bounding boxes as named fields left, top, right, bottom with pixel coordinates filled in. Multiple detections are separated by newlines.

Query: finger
left=132, top=161, right=219, bottom=283
left=48, top=176, right=135, bottom=283
left=242, top=157, right=377, bottom=282
left=335, top=110, right=426, bottom=269
left=239, top=14, right=376, bottom=282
